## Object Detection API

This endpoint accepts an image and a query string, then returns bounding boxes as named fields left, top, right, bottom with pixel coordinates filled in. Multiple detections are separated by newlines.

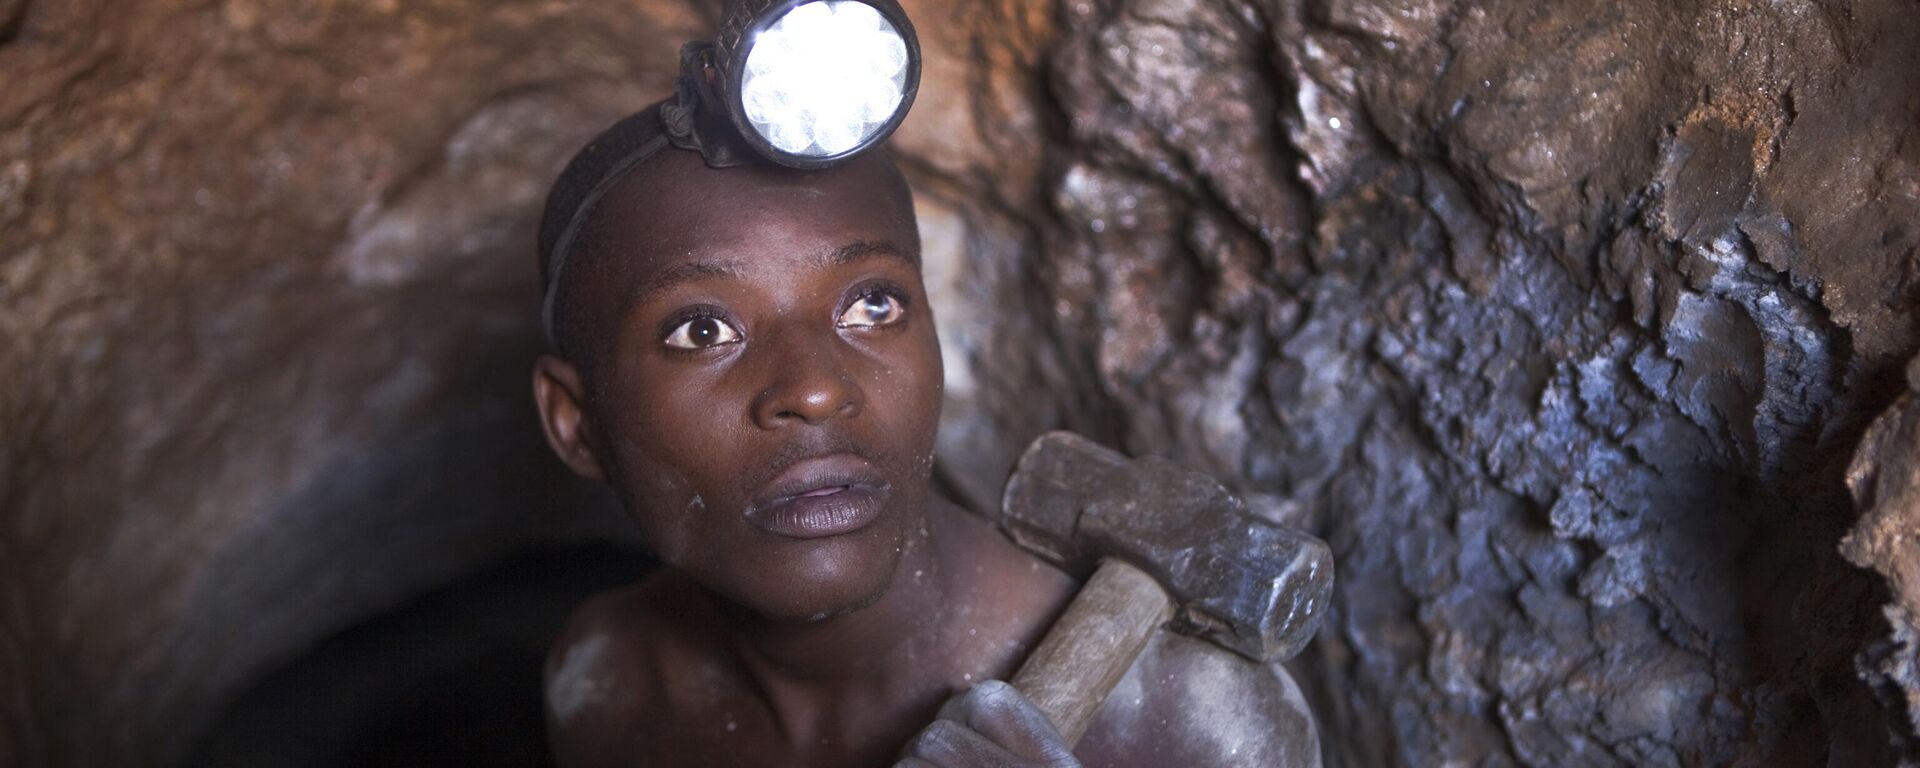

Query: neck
left=709, top=497, right=981, bottom=742
left=731, top=517, right=957, bottom=681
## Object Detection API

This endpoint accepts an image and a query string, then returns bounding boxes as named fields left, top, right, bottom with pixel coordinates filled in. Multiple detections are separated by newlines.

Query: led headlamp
left=538, top=0, right=920, bottom=351
left=693, top=0, right=921, bottom=168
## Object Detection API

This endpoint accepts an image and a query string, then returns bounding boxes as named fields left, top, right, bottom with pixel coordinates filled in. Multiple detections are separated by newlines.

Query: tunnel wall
left=3, top=0, right=1918, bottom=766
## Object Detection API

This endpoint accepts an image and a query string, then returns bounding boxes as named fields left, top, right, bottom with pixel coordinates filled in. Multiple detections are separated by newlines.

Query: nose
left=749, top=329, right=864, bottom=429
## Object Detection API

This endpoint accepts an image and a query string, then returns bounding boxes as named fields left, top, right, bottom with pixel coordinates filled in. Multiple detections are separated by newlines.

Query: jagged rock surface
left=929, top=0, right=1920, bottom=764
left=3, top=0, right=1918, bottom=766
left=1845, top=356, right=1920, bottom=765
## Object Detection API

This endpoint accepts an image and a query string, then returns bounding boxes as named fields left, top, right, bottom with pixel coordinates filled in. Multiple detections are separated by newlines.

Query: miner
left=528, top=2, right=1319, bottom=765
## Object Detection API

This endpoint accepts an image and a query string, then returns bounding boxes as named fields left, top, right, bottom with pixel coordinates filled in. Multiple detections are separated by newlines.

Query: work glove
left=895, top=680, right=1083, bottom=768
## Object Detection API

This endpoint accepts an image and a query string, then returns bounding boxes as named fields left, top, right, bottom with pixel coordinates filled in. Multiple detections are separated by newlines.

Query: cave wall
left=4, top=0, right=1919, bottom=766
left=985, top=1, right=1920, bottom=766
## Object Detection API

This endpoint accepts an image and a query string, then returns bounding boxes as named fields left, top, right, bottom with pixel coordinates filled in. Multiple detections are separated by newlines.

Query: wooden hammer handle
left=1009, top=558, right=1173, bottom=745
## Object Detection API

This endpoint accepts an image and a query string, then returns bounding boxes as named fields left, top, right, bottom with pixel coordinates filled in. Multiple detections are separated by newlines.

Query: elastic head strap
left=539, top=132, right=672, bottom=351
left=539, top=47, right=765, bottom=353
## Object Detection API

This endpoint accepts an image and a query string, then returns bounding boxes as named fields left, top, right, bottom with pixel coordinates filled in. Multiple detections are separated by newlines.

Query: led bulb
left=739, top=0, right=910, bottom=158
left=833, top=1, right=884, bottom=30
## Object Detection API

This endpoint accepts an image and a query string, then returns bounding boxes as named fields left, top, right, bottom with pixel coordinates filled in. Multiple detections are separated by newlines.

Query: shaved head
left=544, top=145, right=919, bottom=375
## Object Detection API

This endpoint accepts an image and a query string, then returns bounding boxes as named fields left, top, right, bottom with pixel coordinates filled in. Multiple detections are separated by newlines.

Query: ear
left=532, top=354, right=606, bottom=482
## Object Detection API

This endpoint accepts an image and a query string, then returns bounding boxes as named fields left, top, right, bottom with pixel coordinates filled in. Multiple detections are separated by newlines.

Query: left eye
left=838, top=291, right=906, bottom=328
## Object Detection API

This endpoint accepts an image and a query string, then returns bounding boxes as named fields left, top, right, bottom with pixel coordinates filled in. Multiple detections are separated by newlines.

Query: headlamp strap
left=662, top=41, right=758, bottom=169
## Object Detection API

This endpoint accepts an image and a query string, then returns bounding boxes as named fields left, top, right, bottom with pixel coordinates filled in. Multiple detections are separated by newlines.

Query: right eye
left=663, top=315, right=742, bottom=350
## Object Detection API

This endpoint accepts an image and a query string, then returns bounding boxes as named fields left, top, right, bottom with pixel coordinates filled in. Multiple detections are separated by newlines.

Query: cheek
left=916, top=324, right=946, bottom=414
left=863, top=329, right=945, bottom=451
left=597, top=369, right=749, bottom=560
left=605, top=356, right=747, bottom=461
left=647, top=488, right=712, bottom=565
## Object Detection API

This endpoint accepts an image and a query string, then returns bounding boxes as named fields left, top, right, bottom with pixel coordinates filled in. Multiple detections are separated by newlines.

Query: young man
left=530, top=100, right=1319, bottom=767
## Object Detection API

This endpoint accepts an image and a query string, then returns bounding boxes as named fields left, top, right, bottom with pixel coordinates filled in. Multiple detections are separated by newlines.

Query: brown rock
left=1846, top=355, right=1920, bottom=763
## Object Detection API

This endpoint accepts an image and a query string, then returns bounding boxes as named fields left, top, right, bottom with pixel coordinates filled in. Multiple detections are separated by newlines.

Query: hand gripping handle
left=1007, top=557, right=1172, bottom=745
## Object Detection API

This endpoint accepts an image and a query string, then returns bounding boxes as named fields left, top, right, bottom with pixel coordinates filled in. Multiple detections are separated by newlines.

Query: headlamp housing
left=706, top=0, right=921, bottom=169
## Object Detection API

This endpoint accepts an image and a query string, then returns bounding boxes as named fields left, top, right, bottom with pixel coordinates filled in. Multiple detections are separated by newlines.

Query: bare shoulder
left=1075, top=632, right=1321, bottom=768
left=545, top=578, right=658, bottom=727
left=544, top=570, right=744, bottom=767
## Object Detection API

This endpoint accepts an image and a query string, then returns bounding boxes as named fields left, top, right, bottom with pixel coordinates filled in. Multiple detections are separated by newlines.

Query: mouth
left=746, top=453, right=891, bottom=539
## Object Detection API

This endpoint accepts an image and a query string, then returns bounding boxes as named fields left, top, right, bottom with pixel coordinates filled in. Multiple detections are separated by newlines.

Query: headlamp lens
left=739, top=0, right=910, bottom=158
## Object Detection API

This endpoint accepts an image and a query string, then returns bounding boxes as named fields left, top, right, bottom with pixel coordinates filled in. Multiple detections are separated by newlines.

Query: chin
left=734, top=524, right=909, bottom=622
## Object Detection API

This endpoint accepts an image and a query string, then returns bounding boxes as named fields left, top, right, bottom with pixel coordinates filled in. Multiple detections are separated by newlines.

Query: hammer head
left=1000, top=431, right=1334, bottom=662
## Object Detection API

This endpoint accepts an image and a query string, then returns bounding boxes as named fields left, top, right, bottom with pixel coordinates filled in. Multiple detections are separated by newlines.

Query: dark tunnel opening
left=186, top=544, right=655, bottom=768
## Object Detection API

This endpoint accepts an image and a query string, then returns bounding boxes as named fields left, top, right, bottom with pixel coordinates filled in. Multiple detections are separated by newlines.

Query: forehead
left=575, top=149, right=919, bottom=283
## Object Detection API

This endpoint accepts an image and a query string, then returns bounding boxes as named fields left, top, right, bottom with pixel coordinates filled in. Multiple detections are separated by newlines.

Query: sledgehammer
left=1000, top=432, right=1334, bottom=744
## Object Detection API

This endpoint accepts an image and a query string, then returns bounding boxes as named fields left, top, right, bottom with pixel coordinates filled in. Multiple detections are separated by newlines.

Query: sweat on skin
left=530, top=122, right=1320, bottom=767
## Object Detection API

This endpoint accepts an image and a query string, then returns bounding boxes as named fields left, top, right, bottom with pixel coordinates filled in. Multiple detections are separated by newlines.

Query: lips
left=746, top=453, right=890, bottom=539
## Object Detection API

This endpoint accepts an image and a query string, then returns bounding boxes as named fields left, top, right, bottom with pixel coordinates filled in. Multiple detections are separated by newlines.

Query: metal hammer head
left=999, top=431, right=1334, bottom=662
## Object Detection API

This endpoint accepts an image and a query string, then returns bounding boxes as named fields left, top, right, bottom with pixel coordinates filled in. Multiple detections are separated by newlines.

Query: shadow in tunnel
left=186, top=543, right=655, bottom=768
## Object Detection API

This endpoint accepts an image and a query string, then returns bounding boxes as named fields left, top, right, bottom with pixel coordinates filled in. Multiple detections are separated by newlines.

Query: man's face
left=567, top=149, right=942, bottom=622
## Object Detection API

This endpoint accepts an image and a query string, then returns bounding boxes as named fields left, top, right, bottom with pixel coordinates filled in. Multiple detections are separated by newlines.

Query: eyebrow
left=630, top=239, right=917, bottom=306
left=817, top=240, right=918, bottom=271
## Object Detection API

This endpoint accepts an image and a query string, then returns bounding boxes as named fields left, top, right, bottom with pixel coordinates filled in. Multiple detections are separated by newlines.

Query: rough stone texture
left=5, top=0, right=1920, bottom=766
left=1845, top=355, right=1920, bottom=763
left=923, top=0, right=1920, bottom=764
left=0, top=2, right=700, bottom=764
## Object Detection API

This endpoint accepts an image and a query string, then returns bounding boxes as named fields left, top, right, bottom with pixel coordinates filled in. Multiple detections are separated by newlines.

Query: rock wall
left=4, top=0, right=1917, bottom=766
left=925, top=0, right=1920, bottom=764
left=1845, top=357, right=1920, bottom=763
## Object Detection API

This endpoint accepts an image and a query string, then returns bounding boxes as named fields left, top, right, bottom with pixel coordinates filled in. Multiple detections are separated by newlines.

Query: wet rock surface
left=4, top=0, right=1919, bottom=766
